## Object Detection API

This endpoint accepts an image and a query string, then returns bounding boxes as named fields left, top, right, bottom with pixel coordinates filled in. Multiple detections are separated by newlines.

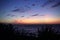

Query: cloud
left=41, top=0, right=55, bottom=7
left=32, top=4, right=36, bottom=6
left=21, top=16, right=24, bottom=17
left=24, top=5, right=31, bottom=9
left=48, top=0, right=55, bottom=3
left=12, top=7, right=31, bottom=13
left=51, top=2, right=60, bottom=8
left=6, top=14, right=11, bottom=16
left=12, top=8, right=20, bottom=12
left=12, top=8, right=25, bottom=13
left=31, top=14, right=45, bottom=17
left=11, top=15, right=15, bottom=17
left=6, top=14, right=15, bottom=17
left=31, top=14, right=39, bottom=16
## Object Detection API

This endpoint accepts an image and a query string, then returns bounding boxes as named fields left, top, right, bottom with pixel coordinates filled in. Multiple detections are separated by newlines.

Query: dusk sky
left=0, top=0, right=60, bottom=24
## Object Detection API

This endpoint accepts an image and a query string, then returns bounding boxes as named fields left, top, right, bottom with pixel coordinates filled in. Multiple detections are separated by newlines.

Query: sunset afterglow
left=0, top=0, right=60, bottom=24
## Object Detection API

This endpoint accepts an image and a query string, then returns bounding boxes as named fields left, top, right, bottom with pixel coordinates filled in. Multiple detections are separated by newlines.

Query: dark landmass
left=0, top=23, right=60, bottom=40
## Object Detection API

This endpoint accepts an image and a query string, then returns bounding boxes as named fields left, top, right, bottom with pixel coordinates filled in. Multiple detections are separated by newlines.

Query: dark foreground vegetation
left=0, top=23, right=60, bottom=40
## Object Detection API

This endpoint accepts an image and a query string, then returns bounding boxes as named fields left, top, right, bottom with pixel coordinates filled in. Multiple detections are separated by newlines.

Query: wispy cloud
left=31, top=14, right=39, bottom=16
left=12, top=8, right=25, bottom=13
left=21, top=16, right=24, bottom=17
left=11, top=15, right=15, bottom=17
left=6, top=14, right=11, bottom=16
left=51, top=2, right=60, bottom=8
left=41, top=0, right=55, bottom=7
left=12, top=8, right=20, bottom=12
left=47, top=0, right=55, bottom=3
left=31, top=14, right=45, bottom=17
left=12, top=7, right=31, bottom=13
left=6, top=14, right=15, bottom=17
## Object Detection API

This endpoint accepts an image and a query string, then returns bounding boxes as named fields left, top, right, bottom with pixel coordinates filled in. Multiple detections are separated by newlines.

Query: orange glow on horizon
left=0, top=16, right=60, bottom=24
left=13, top=18, right=60, bottom=24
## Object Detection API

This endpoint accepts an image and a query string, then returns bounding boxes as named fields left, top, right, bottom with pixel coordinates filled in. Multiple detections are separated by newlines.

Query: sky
left=0, top=0, right=60, bottom=24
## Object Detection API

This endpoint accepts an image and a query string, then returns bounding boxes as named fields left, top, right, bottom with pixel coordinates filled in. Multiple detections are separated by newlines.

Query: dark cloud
left=12, top=8, right=20, bottom=12
left=11, top=15, right=15, bottom=17
left=42, top=0, right=55, bottom=7
left=12, top=8, right=26, bottom=13
left=31, top=14, right=39, bottom=16
left=51, top=2, right=60, bottom=8
left=35, top=0, right=40, bottom=2
left=6, top=14, right=15, bottom=17
left=31, top=14, right=45, bottom=17
left=6, top=14, right=11, bottom=16
left=21, top=16, right=24, bottom=17
left=41, top=3, right=47, bottom=7
left=24, top=5, right=31, bottom=9
left=12, top=6, right=31, bottom=13
left=47, top=0, right=55, bottom=3
left=32, top=4, right=36, bottom=6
